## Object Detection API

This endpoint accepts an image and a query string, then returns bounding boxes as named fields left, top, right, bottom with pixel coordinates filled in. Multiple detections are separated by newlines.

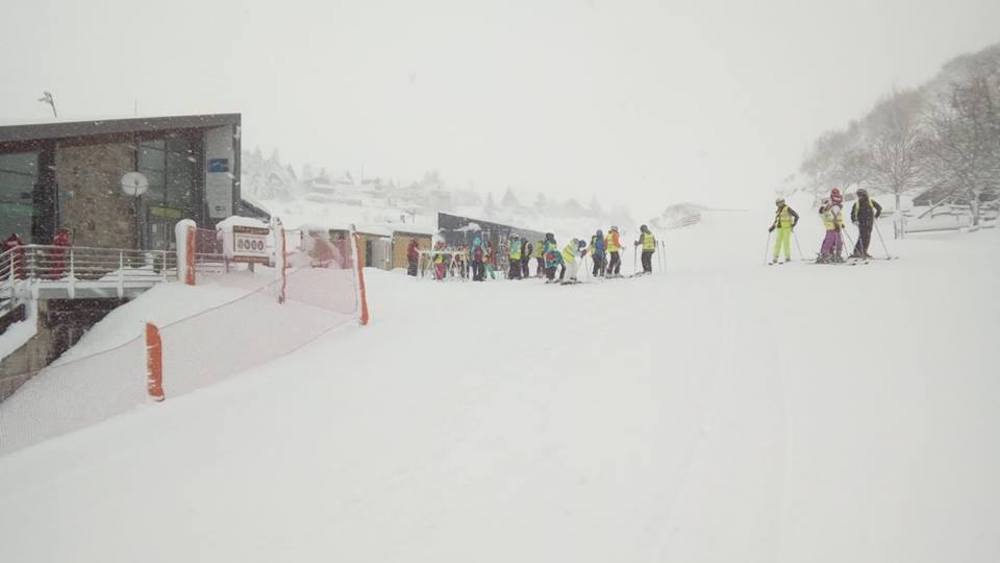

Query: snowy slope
left=0, top=211, right=998, bottom=563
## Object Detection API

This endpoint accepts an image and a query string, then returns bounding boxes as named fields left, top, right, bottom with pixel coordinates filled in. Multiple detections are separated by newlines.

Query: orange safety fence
left=0, top=233, right=369, bottom=455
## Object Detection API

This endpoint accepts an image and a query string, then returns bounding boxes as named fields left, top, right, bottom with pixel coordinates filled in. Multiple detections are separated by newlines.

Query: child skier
left=605, top=226, right=622, bottom=276
left=817, top=189, right=845, bottom=263
left=533, top=240, right=545, bottom=277
left=590, top=229, right=606, bottom=277
left=432, top=240, right=447, bottom=280
left=768, top=198, right=799, bottom=264
left=471, top=236, right=486, bottom=281
left=560, top=238, right=588, bottom=284
left=543, top=233, right=562, bottom=283
left=508, top=234, right=522, bottom=279
left=521, top=239, right=532, bottom=279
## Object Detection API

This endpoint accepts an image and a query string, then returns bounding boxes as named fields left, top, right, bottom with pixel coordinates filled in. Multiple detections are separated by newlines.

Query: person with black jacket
left=850, top=189, right=883, bottom=259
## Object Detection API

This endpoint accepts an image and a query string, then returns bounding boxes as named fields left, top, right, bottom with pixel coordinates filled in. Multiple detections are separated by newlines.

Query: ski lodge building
left=0, top=113, right=266, bottom=251
left=0, top=113, right=267, bottom=400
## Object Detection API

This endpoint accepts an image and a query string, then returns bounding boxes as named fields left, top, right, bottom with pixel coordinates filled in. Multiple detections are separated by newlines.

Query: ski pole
left=873, top=220, right=892, bottom=259
left=764, top=231, right=773, bottom=265
left=840, top=226, right=855, bottom=256
left=792, top=229, right=805, bottom=262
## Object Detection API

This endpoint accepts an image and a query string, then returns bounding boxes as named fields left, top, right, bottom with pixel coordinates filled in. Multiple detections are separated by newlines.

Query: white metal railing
left=1, top=245, right=188, bottom=318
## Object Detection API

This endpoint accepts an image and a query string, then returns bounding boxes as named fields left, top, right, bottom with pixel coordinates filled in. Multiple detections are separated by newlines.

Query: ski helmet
left=610, top=225, right=619, bottom=232
left=577, top=239, right=587, bottom=248
left=640, top=224, right=649, bottom=232
left=857, top=188, right=868, bottom=197
left=830, top=188, right=843, bottom=204
left=775, top=197, right=785, bottom=205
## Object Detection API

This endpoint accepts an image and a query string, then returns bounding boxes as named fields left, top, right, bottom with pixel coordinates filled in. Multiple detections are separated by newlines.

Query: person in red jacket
left=49, top=228, right=72, bottom=279
left=2, top=233, right=25, bottom=280
left=406, top=238, right=421, bottom=277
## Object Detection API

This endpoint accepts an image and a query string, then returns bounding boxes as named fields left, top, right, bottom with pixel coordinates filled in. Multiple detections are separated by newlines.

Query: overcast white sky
left=2, top=0, right=998, bottom=213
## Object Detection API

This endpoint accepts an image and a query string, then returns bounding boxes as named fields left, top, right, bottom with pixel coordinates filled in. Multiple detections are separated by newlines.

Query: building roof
left=0, top=113, right=241, bottom=144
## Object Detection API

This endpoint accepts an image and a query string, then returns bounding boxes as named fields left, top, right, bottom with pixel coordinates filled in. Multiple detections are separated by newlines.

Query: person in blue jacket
left=590, top=229, right=606, bottom=277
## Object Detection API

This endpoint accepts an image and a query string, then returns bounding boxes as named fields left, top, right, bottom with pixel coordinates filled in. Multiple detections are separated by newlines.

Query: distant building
left=0, top=113, right=265, bottom=251
left=437, top=212, right=546, bottom=249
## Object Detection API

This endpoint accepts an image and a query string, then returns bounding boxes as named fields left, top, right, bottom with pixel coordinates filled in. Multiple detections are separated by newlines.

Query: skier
left=485, top=240, right=496, bottom=279
left=521, top=238, right=532, bottom=279
left=508, top=234, right=522, bottom=279
left=542, top=233, right=561, bottom=283
left=406, top=238, right=420, bottom=276
left=471, top=236, right=486, bottom=281
left=815, top=188, right=845, bottom=263
left=590, top=229, right=606, bottom=277
left=850, top=188, right=882, bottom=259
left=432, top=240, right=447, bottom=280
left=634, top=225, right=656, bottom=274
left=560, top=239, right=588, bottom=284
left=605, top=226, right=622, bottom=276
left=2, top=233, right=24, bottom=280
left=768, top=197, right=800, bottom=264
left=533, top=239, right=545, bottom=277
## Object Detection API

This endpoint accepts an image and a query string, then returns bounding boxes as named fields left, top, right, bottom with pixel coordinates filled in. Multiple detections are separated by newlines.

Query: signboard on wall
left=205, top=127, right=235, bottom=219
left=229, top=225, right=270, bottom=264
left=206, top=176, right=233, bottom=219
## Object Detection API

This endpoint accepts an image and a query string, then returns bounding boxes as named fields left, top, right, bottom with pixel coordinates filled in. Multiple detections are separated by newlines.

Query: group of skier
left=537, top=225, right=658, bottom=285
left=768, top=187, right=884, bottom=265
left=406, top=225, right=659, bottom=284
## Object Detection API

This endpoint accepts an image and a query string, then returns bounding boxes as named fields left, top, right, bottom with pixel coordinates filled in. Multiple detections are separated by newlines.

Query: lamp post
left=38, top=91, right=58, bottom=118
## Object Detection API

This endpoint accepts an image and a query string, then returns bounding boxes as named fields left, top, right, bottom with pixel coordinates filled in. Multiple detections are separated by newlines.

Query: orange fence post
left=146, top=322, right=165, bottom=402
left=185, top=225, right=196, bottom=286
left=353, top=232, right=370, bottom=326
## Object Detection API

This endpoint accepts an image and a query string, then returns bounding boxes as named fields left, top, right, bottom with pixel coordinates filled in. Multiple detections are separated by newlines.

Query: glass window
left=0, top=152, right=38, bottom=242
left=138, top=140, right=167, bottom=203
left=137, top=135, right=198, bottom=250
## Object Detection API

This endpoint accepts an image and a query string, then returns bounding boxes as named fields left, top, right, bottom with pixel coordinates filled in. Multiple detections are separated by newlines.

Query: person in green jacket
left=768, top=198, right=799, bottom=265
left=533, top=239, right=545, bottom=278
left=634, top=225, right=656, bottom=274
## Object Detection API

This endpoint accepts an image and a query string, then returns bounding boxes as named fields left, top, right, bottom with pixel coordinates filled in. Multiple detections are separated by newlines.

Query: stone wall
left=56, top=142, right=137, bottom=249
left=0, top=298, right=127, bottom=402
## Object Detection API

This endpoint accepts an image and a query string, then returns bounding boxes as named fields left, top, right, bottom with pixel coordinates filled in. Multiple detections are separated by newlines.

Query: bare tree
left=800, top=122, right=870, bottom=195
left=862, top=90, right=928, bottom=237
left=924, top=68, right=1000, bottom=226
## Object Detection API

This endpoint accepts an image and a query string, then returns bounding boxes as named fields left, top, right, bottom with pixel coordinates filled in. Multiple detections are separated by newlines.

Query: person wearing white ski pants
left=561, top=257, right=580, bottom=282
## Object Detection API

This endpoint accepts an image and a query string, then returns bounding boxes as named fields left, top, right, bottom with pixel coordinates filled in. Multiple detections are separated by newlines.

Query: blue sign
left=207, top=158, right=230, bottom=173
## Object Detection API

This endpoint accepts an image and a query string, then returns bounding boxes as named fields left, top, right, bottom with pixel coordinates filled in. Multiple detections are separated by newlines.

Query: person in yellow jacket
left=767, top=198, right=799, bottom=265
left=605, top=226, right=622, bottom=276
left=633, top=224, right=656, bottom=274
left=817, top=189, right=845, bottom=263
left=507, top=234, right=522, bottom=279
left=533, top=239, right=545, bottom=278
left=559, top=238, right=588, bottom=284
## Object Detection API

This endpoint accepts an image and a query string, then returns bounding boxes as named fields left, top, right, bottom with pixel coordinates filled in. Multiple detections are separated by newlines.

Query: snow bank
left=0, top=267, right=357, bottom=454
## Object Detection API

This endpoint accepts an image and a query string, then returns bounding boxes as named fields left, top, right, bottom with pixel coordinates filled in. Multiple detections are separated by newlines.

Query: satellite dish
left=121, top=171, right=149, bottom=197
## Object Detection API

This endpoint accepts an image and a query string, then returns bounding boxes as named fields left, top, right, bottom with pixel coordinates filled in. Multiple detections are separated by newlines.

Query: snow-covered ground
left=0, top=208, right=998, bottom=563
